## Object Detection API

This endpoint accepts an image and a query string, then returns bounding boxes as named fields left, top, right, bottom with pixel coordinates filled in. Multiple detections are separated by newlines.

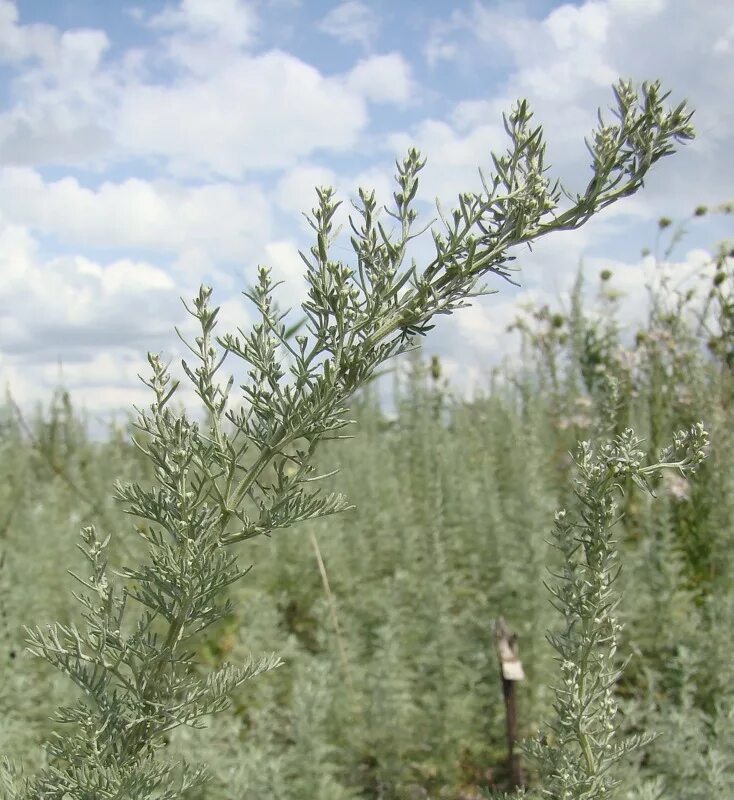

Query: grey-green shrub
left=0, top=81, right=701, bottom=798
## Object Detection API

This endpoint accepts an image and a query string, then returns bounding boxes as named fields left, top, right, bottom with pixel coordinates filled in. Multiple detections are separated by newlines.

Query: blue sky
left=1, top=0, right=732, bottom=424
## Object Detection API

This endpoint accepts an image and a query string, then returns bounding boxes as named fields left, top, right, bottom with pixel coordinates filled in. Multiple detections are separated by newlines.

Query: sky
left=1, top=0, right=732, bottom=430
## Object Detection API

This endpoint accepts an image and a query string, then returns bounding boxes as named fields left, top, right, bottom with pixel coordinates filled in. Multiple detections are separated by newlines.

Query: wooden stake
left=494, top=616, right=525, bottom=789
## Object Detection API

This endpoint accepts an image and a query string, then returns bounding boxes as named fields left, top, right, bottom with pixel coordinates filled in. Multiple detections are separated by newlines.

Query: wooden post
left=494, top=617, right=525, bottom=789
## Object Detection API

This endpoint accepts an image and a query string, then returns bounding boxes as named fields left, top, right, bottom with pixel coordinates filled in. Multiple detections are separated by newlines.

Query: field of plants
left=1, top=203, right=732, bottom=798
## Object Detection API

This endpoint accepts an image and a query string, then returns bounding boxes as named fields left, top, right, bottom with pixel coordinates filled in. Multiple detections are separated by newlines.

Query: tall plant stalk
left=524, top=423, right=709, bottom=799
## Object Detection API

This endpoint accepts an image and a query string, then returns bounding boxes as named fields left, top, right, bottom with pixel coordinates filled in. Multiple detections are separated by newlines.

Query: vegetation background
left=1, top=205, right=732, bottom=799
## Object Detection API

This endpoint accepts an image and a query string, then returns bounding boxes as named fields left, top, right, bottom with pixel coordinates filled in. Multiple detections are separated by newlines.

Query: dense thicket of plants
left=1, top=81, right=731, bottom=798
left=1, top=201, right=732, bottom=798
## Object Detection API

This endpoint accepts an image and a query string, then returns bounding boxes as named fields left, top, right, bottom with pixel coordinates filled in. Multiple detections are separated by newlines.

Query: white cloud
left=146, top=0, right=259, bottom=76
left=0, top=214, right=321, bottom=415
left=114, top=51, right=368, bottom=178
left=0, top=3, right=114, bottom=165
left=454, top=293, right=519, bottom=354
left=0, top=352, right=152, bottom=418
left=263, top=240, right=309, bottom=311
left=607, top=0, right=665, bottom=17
left=0, top=213, right=239, bottom=414
left=0, top=4, right=390, bottom=178
left=423, top=13, right=462, bottom=69
left=149, top=0, right=258, bottom=47
left=345, top=53, right=414, bottom=105
left=0, top=224, right=178, bottom=355
left=318, top=1, right=379, bottom=51
left=544, top=1, right=610, bottom=51
left=274, top=164, right=338, bottom=219
left=0, top=0, right=66, bottom=65
left=451, top=2, right=733, bottom=211
left=387, top=115, right=505, bottom=206
left=0, top=167, right=273, bottom=262
left=210, top=293, right=254, bottom=341
left=469, top=1, right=618, bottom=111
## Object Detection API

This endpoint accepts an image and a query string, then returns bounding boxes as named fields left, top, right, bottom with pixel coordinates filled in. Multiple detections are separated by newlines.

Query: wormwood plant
left=0, top=81, right=694, bottom=798
left=523, top=422, right=709, bottom=800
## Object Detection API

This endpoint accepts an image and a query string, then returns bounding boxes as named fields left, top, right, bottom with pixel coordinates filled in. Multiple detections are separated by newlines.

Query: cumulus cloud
left=0, top=3, right=114, bottom=165
left=274, top=164, right=338, bottom=219
left=0, top=213, right=254, bottom=414
left=421, top=0, right=734, bottom=215
left=0, top=167, right=273, bottom=261
left=146, top=0, right=259, bottom=76
left=149, top=0, right=258, bottom=47
left=345, top=53, right=414, bottom=105
left=318, top=1, right=380, bottom=51
left=0, top=3, right=393, bottom=178
left=114, top=51, right=368, bottom=178
left=263, top=240, right=310, bottom=312
left=0, top=212, right=187, bottom=415
left=0, top=216, right=181, bottom=359
left=0, top=0, right=104, bottom=67
left=386, top=111, right=506, bottom=208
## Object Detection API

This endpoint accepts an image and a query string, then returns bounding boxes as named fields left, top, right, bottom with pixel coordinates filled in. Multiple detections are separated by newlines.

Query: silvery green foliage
left=620, top=612, right=734, bottom=800
left=0, top=553, right=23, bottom=760
left=524, top=423, right=709, bottom=800
left=0, top=81, right=694, bottom=798
left=0, top=419, right=92, bottom=780
left=166, top=372, right=564, bottom=799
